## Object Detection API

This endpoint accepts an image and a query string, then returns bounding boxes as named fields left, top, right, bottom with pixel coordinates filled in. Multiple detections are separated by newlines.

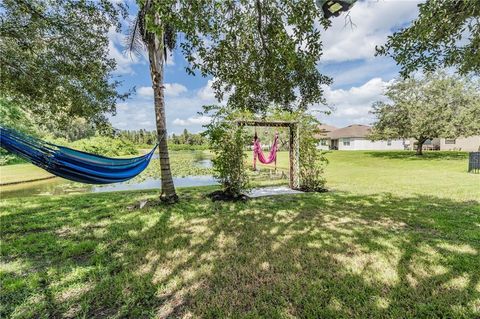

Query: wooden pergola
left=237, top=120, right=300, bottom=189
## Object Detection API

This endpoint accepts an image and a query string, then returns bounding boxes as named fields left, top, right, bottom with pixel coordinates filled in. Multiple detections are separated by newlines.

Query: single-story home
left=439, top=136, right=480, bottom=152
left=405, top=136, right=480, bottom=152
left=317, top=124, right=409, bottom=151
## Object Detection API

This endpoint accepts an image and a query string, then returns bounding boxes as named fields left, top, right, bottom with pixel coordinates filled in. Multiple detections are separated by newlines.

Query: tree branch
left=255, top=0, right=269, bottom=55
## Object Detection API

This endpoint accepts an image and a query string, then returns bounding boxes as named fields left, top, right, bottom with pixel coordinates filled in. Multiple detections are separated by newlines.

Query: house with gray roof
left=317, top=124, right=409, bottom=150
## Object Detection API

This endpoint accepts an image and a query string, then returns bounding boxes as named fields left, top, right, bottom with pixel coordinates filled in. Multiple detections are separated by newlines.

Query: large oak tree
left=0, top=0, right=128, bottom=129
left=371, top=72, right=480, bottom=155
left=2, top=0, right=352, bottom=203
left=377, top=0, right=480, bottom=77
left=131, top=0, right=341, bottom=202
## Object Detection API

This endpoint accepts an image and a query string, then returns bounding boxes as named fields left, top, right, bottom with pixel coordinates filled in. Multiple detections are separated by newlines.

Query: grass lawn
left=324, top=151, right=479, bottom=201
left=260, top=151, right=478, bottom=201
left=1, top=151, right=480, bottom=318
left=0, top=164, right=54, bottom=185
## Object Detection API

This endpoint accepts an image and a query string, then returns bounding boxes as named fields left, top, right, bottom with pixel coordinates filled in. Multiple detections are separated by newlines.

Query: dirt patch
left=207, top=190, right=249, bottom=202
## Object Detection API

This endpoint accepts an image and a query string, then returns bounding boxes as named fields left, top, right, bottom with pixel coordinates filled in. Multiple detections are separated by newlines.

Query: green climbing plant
left=203, top=107, right=250, bottom=197
left=266, top=109, right=328, bottom=192
left=298, top=116, right=328, bottom=192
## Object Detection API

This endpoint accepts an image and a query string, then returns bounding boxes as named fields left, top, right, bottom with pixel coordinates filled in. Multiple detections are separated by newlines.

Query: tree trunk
left=416, top=138, right=425, bottom=155
left=146, top=16, right=178, bottom=203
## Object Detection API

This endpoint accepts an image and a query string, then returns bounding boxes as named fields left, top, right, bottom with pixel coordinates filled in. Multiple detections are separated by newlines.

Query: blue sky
left=108, top=0, right=422, bottom=134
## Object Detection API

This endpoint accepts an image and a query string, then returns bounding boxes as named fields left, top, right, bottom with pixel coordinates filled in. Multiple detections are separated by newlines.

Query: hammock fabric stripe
left=253, top=133, right=278, bottom=170
left=0, top=127, right=157, bottom=184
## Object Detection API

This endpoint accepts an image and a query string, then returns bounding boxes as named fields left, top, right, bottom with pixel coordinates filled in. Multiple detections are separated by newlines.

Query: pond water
left=1, top=156, right=217, bottom=199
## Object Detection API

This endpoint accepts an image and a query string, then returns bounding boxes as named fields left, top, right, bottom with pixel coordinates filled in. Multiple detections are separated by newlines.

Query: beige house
left=407, top=136, right=480, bottom=152
left=439, top=136, right=480, bottom=152
left=317, top=124, right=408, bottom=151
left=318, top=124, right=480, bottom=152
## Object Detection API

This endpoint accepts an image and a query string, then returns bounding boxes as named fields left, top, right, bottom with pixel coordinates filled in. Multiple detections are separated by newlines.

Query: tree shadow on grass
left=365, top=151, right=469, bottom=161
left=1, top=187, right=479, bottom=318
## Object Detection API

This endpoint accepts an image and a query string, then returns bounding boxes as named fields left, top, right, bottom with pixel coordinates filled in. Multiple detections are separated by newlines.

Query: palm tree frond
left=163, top=24, right=176, bottom=62
left=124, top=14, right=145, bottom=58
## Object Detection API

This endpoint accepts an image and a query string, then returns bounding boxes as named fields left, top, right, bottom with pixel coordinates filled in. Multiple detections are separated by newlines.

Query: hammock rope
left=253, top=132, right=278, bottom=170
left=0, top=127, right=157, bottom=184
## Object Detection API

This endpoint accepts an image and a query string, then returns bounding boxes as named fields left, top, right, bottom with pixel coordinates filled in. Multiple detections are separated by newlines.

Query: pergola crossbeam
left=236, top=120, right=297, bottom=127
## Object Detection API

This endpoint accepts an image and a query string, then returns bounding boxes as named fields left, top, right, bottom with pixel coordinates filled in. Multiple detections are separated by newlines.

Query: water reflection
left=1, top=175, right=218, bottom=199
left=1, top=178, right=89, bottom=199
left=195, top=159, right=213, bottom=168
left=92, top=176, right=217, bottom=193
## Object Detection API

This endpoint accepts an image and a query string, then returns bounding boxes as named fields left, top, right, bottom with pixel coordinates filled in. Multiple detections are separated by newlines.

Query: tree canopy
left=376, top=0, right=480, bottom=77
left=125, top=0, right=343, bottom=202
left=0, top=0, right=128, bottom=129
left=371, top=72, right=480, bottom=154
left=151, top=0, right=333, bottom=113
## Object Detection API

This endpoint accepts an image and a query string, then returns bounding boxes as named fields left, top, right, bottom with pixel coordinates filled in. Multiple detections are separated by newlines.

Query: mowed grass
left=0, top=164, right=53, bottom=185
left=1, top=152, right=480, bottom=318
left=324, top=151, right=479, bottom=201
left=257, top=150, right=478, bottom=201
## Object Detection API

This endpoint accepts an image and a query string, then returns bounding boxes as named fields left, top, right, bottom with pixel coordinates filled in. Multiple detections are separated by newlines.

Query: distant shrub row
left=0, top=151, right=26, bottom=166
left=48, top=136, right=139, bottom=157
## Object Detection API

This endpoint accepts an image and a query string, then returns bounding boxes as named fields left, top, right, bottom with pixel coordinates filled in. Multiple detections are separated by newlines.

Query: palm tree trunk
left=146, top=15, right=178, bottom=203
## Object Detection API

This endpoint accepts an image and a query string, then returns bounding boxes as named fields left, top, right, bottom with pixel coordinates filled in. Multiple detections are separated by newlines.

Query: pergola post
left=289, top=123, right=300, bottom=189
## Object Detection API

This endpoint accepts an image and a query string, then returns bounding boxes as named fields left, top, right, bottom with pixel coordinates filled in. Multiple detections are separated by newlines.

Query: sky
left=108, top=0, right=423, bottom=134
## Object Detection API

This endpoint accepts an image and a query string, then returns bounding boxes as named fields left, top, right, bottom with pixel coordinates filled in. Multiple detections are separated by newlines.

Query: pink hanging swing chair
left=252, top=131, right=279, bottom=171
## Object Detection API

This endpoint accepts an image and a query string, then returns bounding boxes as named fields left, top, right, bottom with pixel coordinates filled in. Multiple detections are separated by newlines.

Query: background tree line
left=117, top=128, right=207, bottom=148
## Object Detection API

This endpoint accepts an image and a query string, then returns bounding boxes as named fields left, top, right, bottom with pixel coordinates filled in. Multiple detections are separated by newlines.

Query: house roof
left=318, top=124, right=338, bottom=133
left=316, top=124, right=338, bottom=138
left=329, top=124, right=372, bottom=139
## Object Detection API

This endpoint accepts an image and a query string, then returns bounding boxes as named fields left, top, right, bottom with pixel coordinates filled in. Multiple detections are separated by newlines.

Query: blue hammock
left=0, top=127, right=157, bottom=184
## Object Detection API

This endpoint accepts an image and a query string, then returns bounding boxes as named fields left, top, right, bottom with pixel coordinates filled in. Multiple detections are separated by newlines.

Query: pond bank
left=0, top=175, right=56, bottom=186
left=0, top=150, right=217, bottom=199
left=0, top=163, right=55, bottom=185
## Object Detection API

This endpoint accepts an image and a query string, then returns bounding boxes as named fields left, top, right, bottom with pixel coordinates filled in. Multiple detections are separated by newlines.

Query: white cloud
left=137, top=86, right=153, bottom=97
left=172, top=116, right=212, bottom=126
left=137, top=83, right=188, bottom=98
left=115, top=102, right=130, bottom=111
left=165, top=83, right=188, bottom=96
left=327, top=77, right=389, bottom=105
left=196, top=78, right=232, bottom=105
left=196, top=79, right=217, bottom=101
left=110, top=80, right=220, bottom=133
left=321, top=0, right=422, bottom=62
left=109, top=100, right=156, bottom=130
left=323, top=57, right=399, bottom=88
left=317, top=77, right=391, bottom=127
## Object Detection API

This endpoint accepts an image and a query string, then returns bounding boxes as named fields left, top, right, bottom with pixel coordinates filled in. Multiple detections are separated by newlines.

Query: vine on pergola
left=203, top=107, right=328, bottom=197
